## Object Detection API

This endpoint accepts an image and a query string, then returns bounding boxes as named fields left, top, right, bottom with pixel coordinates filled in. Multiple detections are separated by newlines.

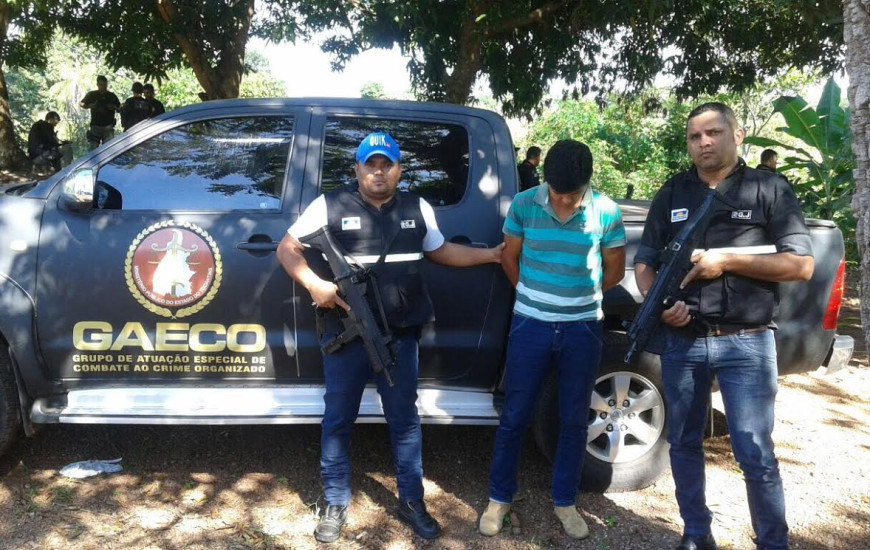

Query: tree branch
left=155, top=0, right=218, bottom=96
left=484, top=0, right=575, bottom=38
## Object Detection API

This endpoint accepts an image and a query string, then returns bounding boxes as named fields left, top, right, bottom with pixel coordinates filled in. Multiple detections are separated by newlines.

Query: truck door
left=296, top=111, right=504, bottom=384
left=35, top=111, right=310, bottom=384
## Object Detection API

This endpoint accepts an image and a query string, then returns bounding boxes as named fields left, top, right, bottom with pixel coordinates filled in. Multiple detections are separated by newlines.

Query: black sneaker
left=397, top=499, right=442, bottom=539
left=676, top=533, right=717, bottom=550
left=314, top=504, right=348, bottom=543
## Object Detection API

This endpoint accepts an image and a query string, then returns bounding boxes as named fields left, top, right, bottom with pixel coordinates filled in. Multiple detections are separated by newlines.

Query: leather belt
left=704, top=324, right=768, bottom=337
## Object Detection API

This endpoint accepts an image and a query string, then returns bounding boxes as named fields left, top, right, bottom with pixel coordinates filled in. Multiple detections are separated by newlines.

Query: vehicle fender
left=0, top=274, right=53, bottom=401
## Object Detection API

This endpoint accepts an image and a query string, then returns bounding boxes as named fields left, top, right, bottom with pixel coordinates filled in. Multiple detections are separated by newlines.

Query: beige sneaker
left=554, top=505, right=589, bottom=539
left=478, top=501, right=511, bottom=536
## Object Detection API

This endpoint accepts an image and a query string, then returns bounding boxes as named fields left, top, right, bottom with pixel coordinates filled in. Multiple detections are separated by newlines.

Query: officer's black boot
left=676, top=533, right=717, bottom=550
left=397, top=499, right=441, bottom=539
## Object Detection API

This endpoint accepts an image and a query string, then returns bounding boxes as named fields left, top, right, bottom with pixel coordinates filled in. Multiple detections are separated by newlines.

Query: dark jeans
left=661, top=329, right=788, bottom=550
left=320, top=333, right=423, bottom=506
left=87, top=124, right=115, bottom=150
left=489, top=313, right=602, bottom=506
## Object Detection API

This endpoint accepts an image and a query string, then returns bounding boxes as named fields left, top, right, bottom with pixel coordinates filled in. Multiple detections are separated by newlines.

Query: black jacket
left=27, top=120, right=59, bottom=159
left=635, top=160, right=812, bottom=325
left=81, top=90, right=120, bottom=127
left=120, top=96, right=154, bottom=130
left=517, top=160, right=540, bottom=192
left=323, top=187, right=435, bottom=330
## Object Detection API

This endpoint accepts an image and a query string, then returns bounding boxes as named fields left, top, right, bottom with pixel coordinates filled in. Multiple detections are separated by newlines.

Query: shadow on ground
left=1, top=423, right=683, bottom=549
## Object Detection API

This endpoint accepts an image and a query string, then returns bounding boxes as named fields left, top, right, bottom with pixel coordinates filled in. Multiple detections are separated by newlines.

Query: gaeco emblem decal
left=125, top=221, right=222, bottom=318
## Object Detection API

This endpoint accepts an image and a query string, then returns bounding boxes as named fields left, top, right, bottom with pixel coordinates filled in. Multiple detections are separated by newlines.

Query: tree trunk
left=0, top=4, right=28, bottom=171
left=155, top=0, right=255, bottom=99
left=441, top=0, right=574, bottom=106
left=845, top=0, right=870, bottom=352
left=443, top=2, right=485, bottom=105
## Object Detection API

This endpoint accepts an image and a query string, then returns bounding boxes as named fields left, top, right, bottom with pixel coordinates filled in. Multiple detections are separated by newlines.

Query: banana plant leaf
left=815, top=78, right=847, bottom=154
left=771, top=96, right=824, bottom=154
left=742, top=135, right=814, bottom=160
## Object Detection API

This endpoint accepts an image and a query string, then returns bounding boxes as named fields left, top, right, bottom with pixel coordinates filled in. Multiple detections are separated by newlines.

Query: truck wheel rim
left=586, top=370, right=665, bottom=464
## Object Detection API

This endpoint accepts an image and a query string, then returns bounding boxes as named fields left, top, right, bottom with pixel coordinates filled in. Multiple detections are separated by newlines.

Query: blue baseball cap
left=355, top=132, right=401, bottom=163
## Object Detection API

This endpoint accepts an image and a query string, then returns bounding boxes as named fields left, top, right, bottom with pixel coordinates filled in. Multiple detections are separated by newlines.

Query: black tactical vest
left=323, top=187, right=435, bottom=330
left=664, top=163, right=780, bottom=325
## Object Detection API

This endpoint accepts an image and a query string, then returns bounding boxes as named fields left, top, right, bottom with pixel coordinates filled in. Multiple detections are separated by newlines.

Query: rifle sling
left=321, top=196, right=404, bottom=351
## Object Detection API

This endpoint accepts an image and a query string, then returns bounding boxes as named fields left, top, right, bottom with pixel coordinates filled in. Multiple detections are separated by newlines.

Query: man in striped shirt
left=479, top=139, right=626, bottom=539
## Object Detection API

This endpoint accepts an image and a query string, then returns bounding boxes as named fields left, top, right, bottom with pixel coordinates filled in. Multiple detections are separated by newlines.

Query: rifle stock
left=299, top=226, right=396, bottom=386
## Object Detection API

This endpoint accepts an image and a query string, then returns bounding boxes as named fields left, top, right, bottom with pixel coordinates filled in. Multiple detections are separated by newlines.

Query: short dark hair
left=131, top=81, right=144, bottom=94
left=45, top=111, right=60, bottom=122
left=760, top=148, right=778, bottom=163
left=543, top=139, right=593, bottom=194
left=96, top=75, right=107, bottom=84
left=526, top=146, right=542, bottom=160
left=687, top=102, right=739, bottom=131
left=143, top=83, right=155, bottom=92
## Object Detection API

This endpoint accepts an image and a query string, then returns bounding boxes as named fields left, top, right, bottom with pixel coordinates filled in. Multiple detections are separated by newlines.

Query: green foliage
left=360, top=82, right=386, bottom=99
left=7, top=34, right=140, bottom=157
left=744, top=78, right=856, bottom=260
left=521, top=97, right=678, bottom=201
left=59, top=1, right=298, bottom=80
left=59, top=1, right=298, bottom=99
left=722, top=70, right=821, bottom=143
left=519, top=72, right=827, bottom=205
left=1, top=1, right=58, bottom=69
left=6, top=33, right=286, bottom=158
left=304, top=1, right=845, bottom=117
left=158, top=51, right=286, bottom=109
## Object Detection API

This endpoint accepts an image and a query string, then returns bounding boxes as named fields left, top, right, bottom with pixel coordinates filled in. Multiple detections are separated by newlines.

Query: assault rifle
left=624, top=188, right=723, bottom=363
left=299, top=226, right=396, bottom=386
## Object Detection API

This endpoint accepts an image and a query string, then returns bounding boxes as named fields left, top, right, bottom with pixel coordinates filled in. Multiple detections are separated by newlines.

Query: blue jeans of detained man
left=320, top=333, right=423, bottom=506
left=661, top=329, right=788, bottom=550
left=489, top=314, right=602, bottom=507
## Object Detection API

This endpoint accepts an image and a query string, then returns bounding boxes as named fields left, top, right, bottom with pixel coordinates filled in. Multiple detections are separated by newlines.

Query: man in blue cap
left=278, top=131, right=503, bottom=543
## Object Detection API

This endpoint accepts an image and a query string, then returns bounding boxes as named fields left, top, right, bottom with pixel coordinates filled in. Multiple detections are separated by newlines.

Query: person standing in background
left=80, top=75, right=120, bottom=150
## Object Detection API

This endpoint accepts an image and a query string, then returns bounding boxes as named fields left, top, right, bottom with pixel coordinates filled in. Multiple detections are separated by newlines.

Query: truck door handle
left=449, top=235, right=489, bottom=248
left=237, top=235, right=279, bottom=256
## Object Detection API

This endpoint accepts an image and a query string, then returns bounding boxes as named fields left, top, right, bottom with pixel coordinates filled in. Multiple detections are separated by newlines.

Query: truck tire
left=533, top=334, right=669, bottom=493
left=0, top=347, right=21, bottom=457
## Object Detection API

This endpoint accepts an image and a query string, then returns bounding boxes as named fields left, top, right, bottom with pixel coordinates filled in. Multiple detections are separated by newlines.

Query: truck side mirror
left=59, top=169, right=96, bottom=213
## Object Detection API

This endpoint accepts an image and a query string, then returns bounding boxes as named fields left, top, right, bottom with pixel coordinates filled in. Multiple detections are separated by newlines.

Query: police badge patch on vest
left=400, top=219, right=416, bottom=229
left=341, top=217, right=361, bottom=230
left=671, top=208, right=689, bottom=223
left=732, top=210, right=752, bottom=220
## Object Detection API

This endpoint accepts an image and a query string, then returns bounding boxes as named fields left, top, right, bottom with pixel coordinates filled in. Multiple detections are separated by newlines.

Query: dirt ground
left=1, top=271, right=868, bottom=549
left=0, top=170, right=42, bottom=185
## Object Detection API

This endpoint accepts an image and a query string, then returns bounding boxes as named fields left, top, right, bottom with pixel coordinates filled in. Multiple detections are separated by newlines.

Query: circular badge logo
left=125, top=221, right=222, bottom=318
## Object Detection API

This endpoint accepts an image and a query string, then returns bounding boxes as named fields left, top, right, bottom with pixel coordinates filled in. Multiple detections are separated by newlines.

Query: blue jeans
left=489, top=313, right=602, bottom=506
left=320, top=333, right=423, bottom=506
left=661, top=329, right=788, bottom=550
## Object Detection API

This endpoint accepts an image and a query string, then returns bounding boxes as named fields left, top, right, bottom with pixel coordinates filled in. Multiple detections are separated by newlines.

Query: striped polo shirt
left=504, top=182, right=626, bottom=322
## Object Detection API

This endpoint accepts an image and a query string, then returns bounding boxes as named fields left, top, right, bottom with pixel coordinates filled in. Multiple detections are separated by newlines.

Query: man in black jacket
left=517, top=146, right=541, bottom=191
left=277, top=132, right=502, bottom=544
left=27, top=112, right=63, bottom=172
left=80, top=75, right=120, bottom=149
left=756, top=148, right=778, bottom=173
left=634, top=103, right=813, bottom=550
left=120, top=82, right=154, bottom=131
left=143, top=83, right=165, bottom=117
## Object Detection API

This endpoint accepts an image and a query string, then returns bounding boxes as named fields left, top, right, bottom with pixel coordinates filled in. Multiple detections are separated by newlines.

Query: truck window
left=320, top=117, right=469, bottom=206
left=95, top=116, right=294, bottom=211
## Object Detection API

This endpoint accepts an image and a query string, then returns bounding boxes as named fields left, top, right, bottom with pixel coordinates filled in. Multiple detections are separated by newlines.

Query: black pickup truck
left=0, top=99, right=853, bottom=492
